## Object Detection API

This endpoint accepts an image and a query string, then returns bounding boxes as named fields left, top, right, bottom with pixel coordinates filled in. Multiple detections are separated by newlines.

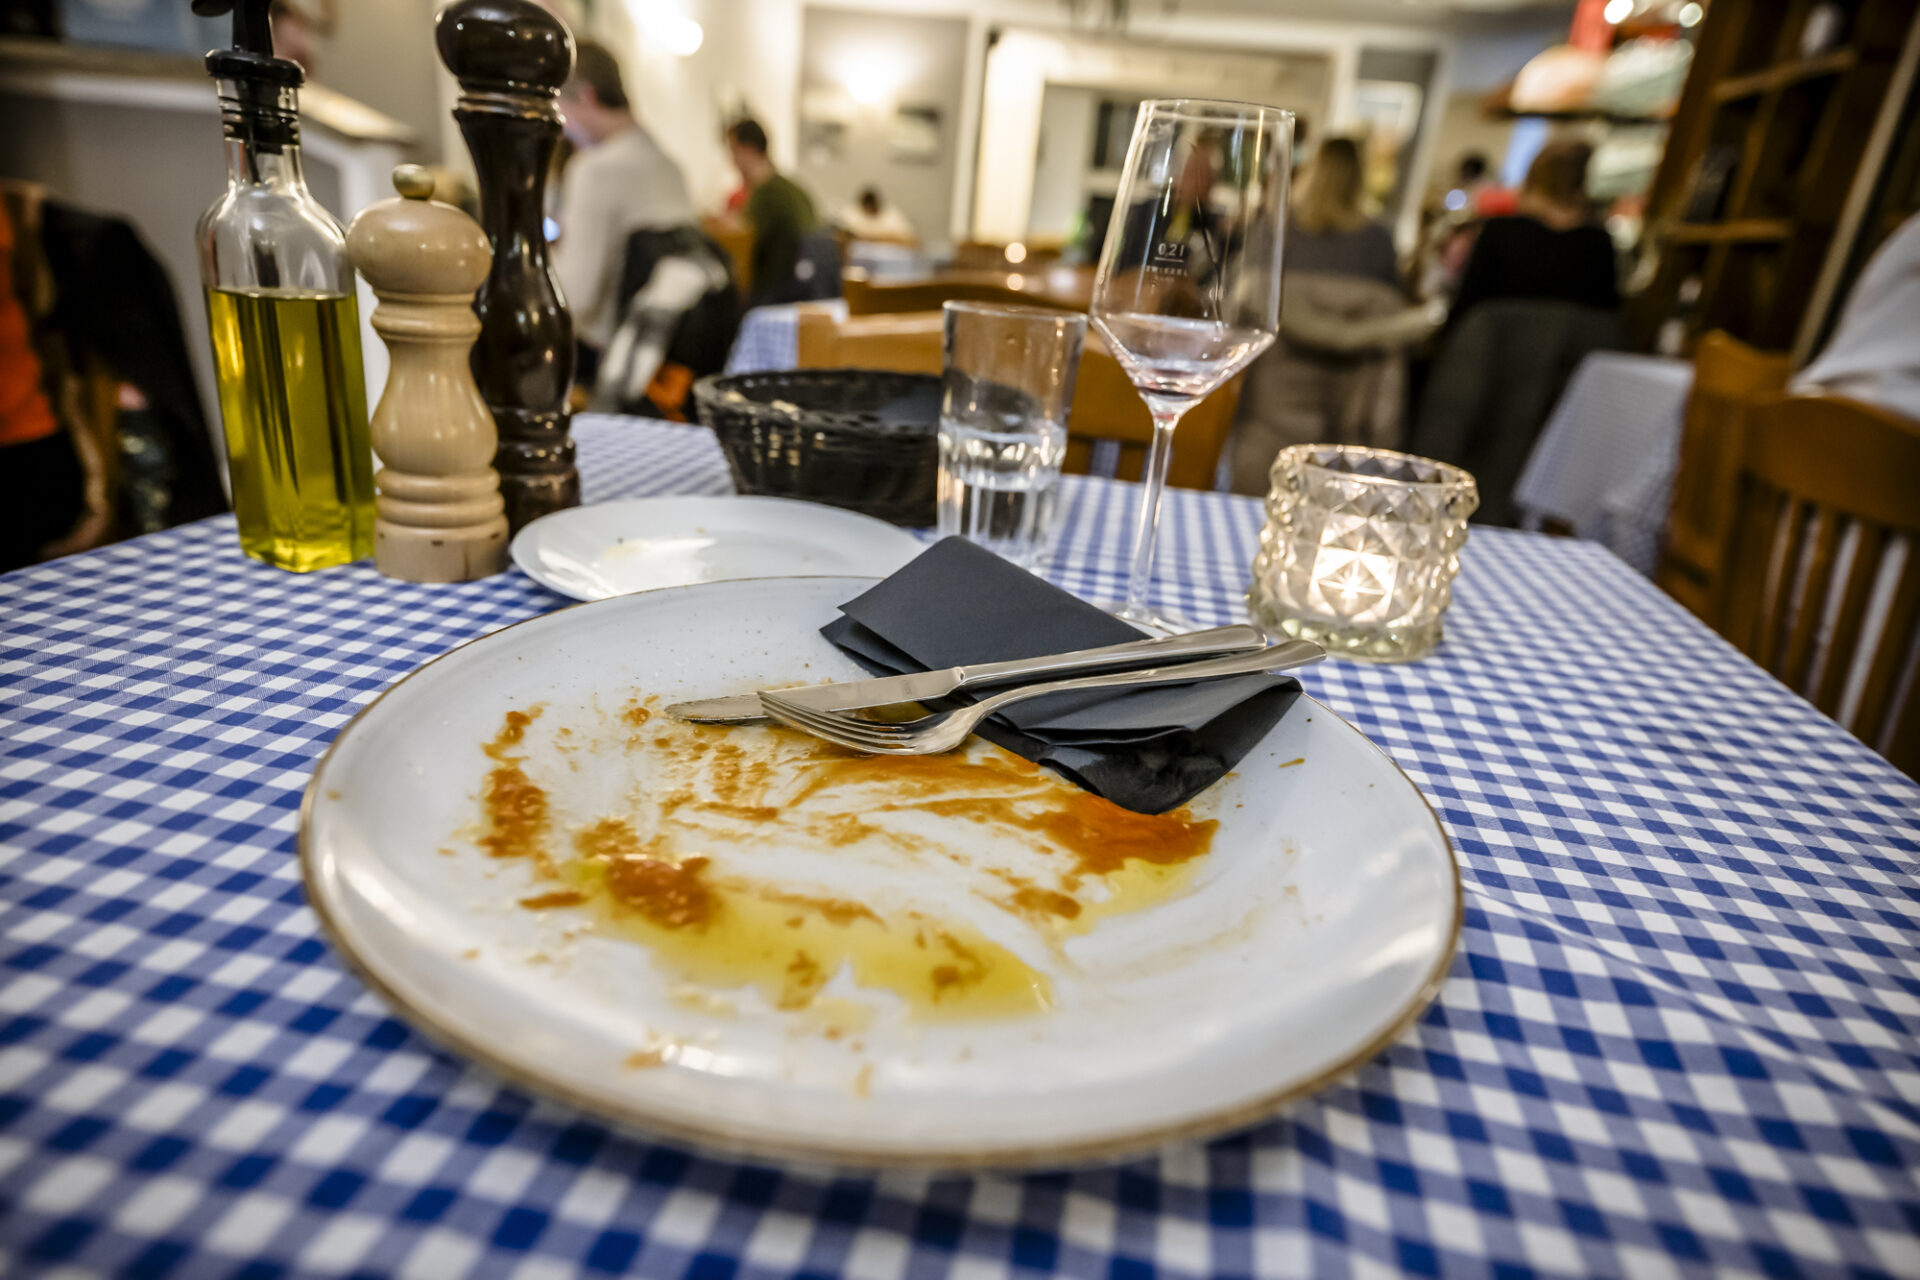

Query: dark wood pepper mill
left=434, top=0, right=577, bottom=533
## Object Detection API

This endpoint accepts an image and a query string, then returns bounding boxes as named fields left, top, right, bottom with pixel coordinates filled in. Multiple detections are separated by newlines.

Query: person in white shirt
left=1794, top=212, right=1920, bottom=423
left=837, top=188, right=916, bottom=244
left=553, top=40, right=696, bottom=361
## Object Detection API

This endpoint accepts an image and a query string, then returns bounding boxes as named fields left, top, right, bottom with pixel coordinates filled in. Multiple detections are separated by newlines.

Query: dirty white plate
left=509, top=496, right=925, bottom=600
left=302, top=577, right=1459, bottom=1168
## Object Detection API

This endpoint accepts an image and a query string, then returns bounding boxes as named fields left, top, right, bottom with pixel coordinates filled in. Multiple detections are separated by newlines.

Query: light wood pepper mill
left=345, top=164, right=509, bottom=582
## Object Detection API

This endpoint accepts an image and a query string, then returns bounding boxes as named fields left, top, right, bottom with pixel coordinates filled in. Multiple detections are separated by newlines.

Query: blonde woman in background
left=1227, top=137, right=1439, bottom=493
left=1285, top=137, right=1399, bottom=289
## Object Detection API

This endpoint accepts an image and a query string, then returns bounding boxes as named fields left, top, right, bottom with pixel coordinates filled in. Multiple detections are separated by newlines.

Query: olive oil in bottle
left=193, top=0, right=376, bottom=572
left=206, top=287, right=375, bottom=572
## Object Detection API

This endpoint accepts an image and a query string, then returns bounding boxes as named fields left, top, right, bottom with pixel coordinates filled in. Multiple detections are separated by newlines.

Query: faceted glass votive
left=1248, top=445, right=1478, bottom=662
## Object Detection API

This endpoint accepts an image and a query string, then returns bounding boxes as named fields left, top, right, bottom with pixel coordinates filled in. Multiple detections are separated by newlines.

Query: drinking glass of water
left=1092, top=98, right=1293, bottom=631
left=937, top=301, right=1087, bottom=571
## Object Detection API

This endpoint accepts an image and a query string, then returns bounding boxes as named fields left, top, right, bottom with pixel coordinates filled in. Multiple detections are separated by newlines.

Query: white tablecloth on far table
left=1513, top=352, right=1693, bottom=576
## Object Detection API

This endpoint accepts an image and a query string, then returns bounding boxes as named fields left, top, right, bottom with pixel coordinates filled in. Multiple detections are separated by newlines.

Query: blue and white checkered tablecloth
left=4, top=416, right=1918, bottom=1279
left=1513, top=353, right=1694, bottom=577
left=726, top=303, right=843, bottom=375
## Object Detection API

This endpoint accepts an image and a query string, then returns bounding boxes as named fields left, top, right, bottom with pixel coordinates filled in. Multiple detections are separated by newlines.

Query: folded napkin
left=820, top=537, right=1302, bottom=814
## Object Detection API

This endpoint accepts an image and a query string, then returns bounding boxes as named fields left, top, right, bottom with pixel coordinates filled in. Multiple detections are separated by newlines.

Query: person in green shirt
left=724, top=118, right=820, bottom=305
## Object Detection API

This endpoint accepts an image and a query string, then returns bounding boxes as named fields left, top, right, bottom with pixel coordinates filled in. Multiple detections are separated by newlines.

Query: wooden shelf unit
left=1631, top=0, right=1919, bottom=353
left=1711, top=45, right=1859, bottom=102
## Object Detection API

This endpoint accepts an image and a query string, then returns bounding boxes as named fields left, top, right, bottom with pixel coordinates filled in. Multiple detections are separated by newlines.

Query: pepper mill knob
left=345, top=165, right=509, bottom=582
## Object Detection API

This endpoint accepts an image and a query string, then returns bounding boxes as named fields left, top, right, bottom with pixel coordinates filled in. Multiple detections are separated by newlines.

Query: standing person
left=1286, top=136, right=1399, bottom=288
left=1446, top=140, right=1617, bottom=326
left=553, top=40, right=695, bottom=372
left=724, top=118, right=819, bottom=305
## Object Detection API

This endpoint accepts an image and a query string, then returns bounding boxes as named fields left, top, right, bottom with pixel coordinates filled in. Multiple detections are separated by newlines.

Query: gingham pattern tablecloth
left=726, top=302, right=845, bottom=375
left=1512, top=353, right=1694, bottom=577
left=4, top=416, right=1918, bottom=1279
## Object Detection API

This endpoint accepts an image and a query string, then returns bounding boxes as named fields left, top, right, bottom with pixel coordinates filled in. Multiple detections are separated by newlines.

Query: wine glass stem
left=1123, top=399, right=1190, bottom=621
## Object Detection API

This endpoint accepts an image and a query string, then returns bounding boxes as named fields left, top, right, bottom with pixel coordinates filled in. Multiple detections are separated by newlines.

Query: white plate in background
left=510, top=496, right=925, bottom=600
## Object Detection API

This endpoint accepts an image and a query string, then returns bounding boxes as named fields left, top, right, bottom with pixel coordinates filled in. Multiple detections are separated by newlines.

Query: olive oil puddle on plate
left=473, top=697, right=1216, bottom=1022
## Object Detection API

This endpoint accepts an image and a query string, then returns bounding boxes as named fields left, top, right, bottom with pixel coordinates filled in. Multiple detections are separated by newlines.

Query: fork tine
left=758, top=698, right=865, bottom=748
left=763, top=693, right=914, bottom=741
left=760, top=695, right=912, bottom=751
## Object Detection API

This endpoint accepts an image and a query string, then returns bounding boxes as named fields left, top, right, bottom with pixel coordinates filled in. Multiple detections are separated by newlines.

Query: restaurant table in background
left=726, top=299, right=840, bottom=374
left=1513, top=352, right=1694, bottom=575
left=3, top=416, right=1918, bottom=1278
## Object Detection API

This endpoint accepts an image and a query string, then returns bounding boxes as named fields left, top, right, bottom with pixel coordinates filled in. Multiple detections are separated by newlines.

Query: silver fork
left=760, top=639, right=1324, bottom=755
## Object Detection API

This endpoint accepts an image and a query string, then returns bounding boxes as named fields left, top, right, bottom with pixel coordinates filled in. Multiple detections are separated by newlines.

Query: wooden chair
left=699, top=216, right=753, bottom=298
left=1656, top=332, right=1792, bottom=619
left=1712, top=394, right=1920, bottom=778
left=950, top=239, right=1064, bottom=271
left=841, top=268, right=1092, bottom=316
left=794, top=308, right=1241, bottom=489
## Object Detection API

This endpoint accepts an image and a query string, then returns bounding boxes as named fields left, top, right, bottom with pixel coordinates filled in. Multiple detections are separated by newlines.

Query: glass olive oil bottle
left=194, top=0, right=374, bottom=571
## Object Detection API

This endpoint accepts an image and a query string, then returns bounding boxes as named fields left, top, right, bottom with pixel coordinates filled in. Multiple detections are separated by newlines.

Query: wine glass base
left=1105, top=602, right=1204, bottom=636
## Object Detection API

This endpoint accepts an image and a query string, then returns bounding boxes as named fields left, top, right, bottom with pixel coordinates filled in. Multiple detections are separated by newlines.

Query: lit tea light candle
left=1248, top=446, right=1477, bottom=662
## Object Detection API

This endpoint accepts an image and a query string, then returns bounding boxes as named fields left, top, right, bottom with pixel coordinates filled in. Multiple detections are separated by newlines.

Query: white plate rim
left=507, top=495, right=927, bottom=601
left=298, top=580, right=1463, bottom=1169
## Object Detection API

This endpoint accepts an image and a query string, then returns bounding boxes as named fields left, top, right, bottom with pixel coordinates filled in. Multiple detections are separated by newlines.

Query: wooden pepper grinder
left=345, top=164, right=509, bottom=581
left=434, top=0, right=577, bottom=533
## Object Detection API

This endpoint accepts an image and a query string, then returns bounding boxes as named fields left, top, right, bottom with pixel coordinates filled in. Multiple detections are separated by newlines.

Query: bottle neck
left=224, top=136, right=308, bottom=192
left=216, top=77, right=304, bottom=187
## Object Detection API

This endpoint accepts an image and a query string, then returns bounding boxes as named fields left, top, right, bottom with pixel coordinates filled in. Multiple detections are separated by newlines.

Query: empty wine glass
left=1091, top=98, right=1293, bottom=632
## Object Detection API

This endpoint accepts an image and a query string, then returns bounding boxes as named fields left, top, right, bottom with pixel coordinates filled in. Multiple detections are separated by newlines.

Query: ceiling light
left=1678, top=2, right=1703, bottom=26
left=660, top=16, right=703, bottom=56
left=1603, top=0, right=1633, bottom=22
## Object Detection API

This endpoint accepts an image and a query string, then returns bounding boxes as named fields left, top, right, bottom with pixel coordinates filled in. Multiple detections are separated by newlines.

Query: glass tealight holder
left=1248, top=445, right=1478, bottom=662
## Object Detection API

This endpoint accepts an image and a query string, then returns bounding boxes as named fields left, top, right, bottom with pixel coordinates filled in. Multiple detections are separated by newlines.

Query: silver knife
left=667, top=624, right=1271, bottom=724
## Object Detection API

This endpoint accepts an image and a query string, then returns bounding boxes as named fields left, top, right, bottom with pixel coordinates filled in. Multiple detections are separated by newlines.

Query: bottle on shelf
left=191, top=0, right=375, bottom=573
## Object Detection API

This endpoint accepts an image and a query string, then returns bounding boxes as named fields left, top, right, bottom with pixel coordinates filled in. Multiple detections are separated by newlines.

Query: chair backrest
left=793, top=309, right=1240, bottom=489
left=950, top=240, right=1064, bottom=271
left=699, top=216, right=753, bottom=297
left=841, top=269, right=1090, bottom=316
left=1656, top=331, right=1791, bottom=619
left=1714, top=393, right=1920, bottom=777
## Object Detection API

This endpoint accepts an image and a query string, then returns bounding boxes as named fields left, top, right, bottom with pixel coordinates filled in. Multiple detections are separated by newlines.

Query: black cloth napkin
left=820, top=537, right=1302, bottom=814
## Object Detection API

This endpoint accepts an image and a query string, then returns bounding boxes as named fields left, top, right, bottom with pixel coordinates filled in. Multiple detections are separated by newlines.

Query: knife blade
left=666, top=624, right=1270, bottom=724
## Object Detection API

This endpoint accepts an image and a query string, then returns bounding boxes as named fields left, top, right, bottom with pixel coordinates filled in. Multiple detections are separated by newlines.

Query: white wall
left=569, top=0, right=801, bottom=214
left=1026, top=85, right=1097, bottom=240
left=797, top=7, right=970, bottom=250
left=972, top=29, right=1334, bottom=242
left=567, top=0, right=1471, bottom=239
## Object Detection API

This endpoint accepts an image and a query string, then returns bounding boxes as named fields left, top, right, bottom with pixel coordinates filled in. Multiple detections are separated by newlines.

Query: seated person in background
left=724, top=118, right=820, bottom=306
left=1793, top=211, right=1920, bottom=422
left=1285, top=136, right=1398, bottom=288
left=553, top=40, right=695, bottom=375
left=837, top=187, right=916, bottom=243
left=1444, top=152, right=1493, bottom=213
left=1447, top=140, right=1617, bottom=325
left=0, top=201, right=79, bottom=571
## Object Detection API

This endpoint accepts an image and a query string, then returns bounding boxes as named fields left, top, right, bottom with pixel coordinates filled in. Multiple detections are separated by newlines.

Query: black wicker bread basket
left=692, top=369, right=940, bottom=527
